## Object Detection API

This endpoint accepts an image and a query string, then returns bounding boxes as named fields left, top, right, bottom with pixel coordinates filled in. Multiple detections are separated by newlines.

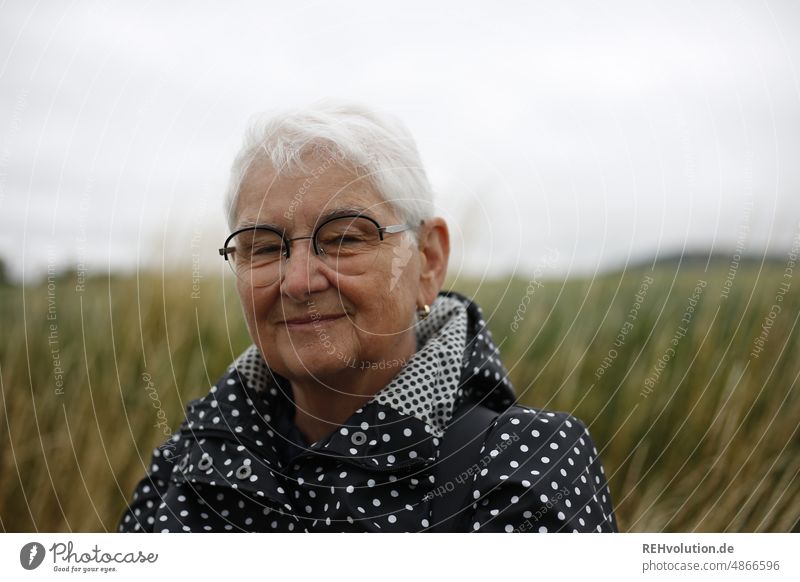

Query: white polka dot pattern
left=374, top=295, right=467, bottom=436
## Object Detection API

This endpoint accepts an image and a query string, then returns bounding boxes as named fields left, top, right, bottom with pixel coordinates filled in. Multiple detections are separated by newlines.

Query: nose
left=279, top=238, right=332, bottom=300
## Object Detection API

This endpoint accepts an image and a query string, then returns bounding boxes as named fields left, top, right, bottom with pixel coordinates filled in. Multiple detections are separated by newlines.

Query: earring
left=417, top=304, right=431, bottom=319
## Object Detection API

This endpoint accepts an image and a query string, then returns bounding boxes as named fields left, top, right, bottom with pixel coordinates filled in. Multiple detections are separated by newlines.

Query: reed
left=1, top=261, right=797, bottom=531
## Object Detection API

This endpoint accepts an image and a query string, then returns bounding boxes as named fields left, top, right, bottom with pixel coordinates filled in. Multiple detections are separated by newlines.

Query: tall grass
left=1, top=260, right=797, bottom=531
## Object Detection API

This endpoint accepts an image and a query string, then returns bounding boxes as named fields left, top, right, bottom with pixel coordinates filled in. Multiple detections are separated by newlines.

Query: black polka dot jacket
left=118, top=290, right=619, bottom=532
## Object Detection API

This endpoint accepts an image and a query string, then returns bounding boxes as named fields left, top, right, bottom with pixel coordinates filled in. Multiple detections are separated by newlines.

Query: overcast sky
left=2, top=0, right=799, bottom=283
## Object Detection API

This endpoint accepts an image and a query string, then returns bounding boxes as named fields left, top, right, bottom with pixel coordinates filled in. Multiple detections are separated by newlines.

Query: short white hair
left=223, top=100, right=436, bottom=236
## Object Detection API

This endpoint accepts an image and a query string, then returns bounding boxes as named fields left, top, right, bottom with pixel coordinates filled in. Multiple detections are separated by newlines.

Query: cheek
left=237, top=284, right=276, bottom=333
left=352, top=280, right=416, bottom=335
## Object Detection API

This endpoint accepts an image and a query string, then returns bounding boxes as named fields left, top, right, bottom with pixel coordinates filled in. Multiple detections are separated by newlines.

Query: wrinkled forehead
left=234, top=157, right=397, bottom=231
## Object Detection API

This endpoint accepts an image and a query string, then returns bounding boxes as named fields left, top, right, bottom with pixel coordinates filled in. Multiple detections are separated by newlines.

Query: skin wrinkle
left=234, top=205, right=373, bottom=234
left=234, top=157, right=450, bottom=445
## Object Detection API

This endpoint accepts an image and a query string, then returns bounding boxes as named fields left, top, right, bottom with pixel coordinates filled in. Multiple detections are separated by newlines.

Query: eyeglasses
left=219, top=214, right=414, bottom=287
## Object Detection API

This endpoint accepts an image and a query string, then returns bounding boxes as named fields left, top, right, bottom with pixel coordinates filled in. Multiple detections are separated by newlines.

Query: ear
left=416, top=217, right=450, bottom=307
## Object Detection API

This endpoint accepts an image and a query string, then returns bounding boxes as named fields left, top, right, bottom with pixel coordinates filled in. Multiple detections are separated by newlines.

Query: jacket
left=118, top=290, right=618, bottom=532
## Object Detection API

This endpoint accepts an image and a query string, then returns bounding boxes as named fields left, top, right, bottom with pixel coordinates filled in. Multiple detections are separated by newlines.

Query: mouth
left=281, top=313, right=347, bottom=329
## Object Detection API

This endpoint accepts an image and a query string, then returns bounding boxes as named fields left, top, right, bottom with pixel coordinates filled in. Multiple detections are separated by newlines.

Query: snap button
left=235, top=464, right=252, bottom=479
left=197, top=454, right=213, bottom=470
left=350, top=431, right=367, bottom=445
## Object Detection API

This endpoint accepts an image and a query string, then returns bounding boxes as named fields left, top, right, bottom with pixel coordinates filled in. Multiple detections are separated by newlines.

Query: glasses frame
left=219, top=213, right=417, bottom=281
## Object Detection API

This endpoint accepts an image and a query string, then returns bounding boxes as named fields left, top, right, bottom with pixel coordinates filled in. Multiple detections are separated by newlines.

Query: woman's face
left=232, top=157, right=424, bottom=383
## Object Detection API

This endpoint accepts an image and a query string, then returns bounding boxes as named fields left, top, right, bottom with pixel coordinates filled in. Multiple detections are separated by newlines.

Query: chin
left=282, top=349, right=348, bottom=377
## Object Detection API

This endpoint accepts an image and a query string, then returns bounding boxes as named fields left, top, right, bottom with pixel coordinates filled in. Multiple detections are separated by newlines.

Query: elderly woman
left=118, top=101, right=618, bottom=533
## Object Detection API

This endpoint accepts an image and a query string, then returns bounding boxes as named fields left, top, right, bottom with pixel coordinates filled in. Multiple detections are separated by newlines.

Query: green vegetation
left=1, top=261, right=797, bottom=531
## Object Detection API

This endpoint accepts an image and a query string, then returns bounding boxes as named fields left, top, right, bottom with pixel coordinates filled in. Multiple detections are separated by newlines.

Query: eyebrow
left=236, top=206, right=375, bottom=232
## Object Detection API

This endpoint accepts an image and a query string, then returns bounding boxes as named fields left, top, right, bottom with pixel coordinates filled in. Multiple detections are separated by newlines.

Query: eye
left=252, top=242, right=284, bottom=255
left=324, top=233, right=367, bottom=245
left=234, top=229, right=286, bottom=262
left=317, top=217, right=378, bottom=247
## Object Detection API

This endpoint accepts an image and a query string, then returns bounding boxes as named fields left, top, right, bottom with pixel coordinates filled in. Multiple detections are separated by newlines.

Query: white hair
left=223, top=100, right=435, bottom=238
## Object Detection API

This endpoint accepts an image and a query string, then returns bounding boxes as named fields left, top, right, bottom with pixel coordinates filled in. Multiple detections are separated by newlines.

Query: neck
left=290, top=333, right=417, bottom=445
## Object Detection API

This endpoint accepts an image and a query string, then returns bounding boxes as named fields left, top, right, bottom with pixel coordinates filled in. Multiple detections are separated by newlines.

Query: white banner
left=1, top=533, right=797, bottom=581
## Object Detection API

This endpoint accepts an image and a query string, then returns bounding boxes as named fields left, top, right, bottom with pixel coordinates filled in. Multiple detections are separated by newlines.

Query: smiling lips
left=281, top=313, right=346, bottom=327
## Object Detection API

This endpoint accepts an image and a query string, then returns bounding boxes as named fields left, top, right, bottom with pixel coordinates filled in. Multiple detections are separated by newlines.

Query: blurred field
left=1, top=259, right=798, bottom=532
